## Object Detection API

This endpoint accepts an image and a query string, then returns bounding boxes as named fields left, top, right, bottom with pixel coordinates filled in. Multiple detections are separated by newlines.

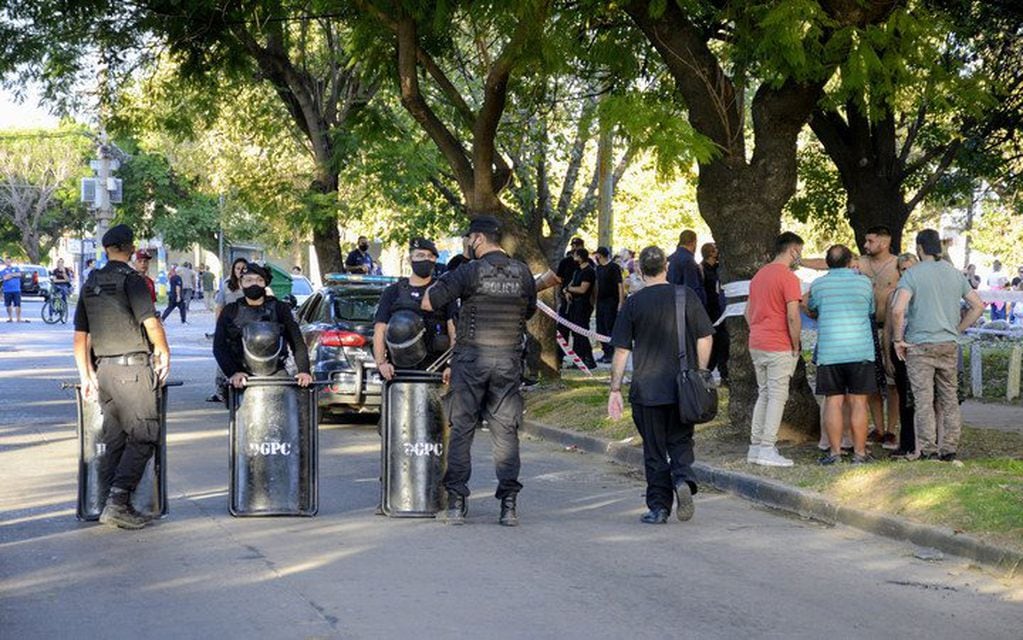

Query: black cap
left=244, top=263, right=272, bottom=285
left=463, top=215, right=501, bottom=236
left=915, top=229, right=943, bottom=258
left=595, top=246, right=610, bottom=258
left=102, top=224, right=133, bottom=248
left=410, top=237, right=439, bottom=256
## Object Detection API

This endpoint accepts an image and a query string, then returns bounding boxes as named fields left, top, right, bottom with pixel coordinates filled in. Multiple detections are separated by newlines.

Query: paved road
left=2, top=303, right=1022, bottom=640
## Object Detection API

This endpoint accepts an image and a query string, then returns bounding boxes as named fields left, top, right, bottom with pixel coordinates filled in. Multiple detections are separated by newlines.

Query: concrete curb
left=522, top=419, right=1023, bottom=578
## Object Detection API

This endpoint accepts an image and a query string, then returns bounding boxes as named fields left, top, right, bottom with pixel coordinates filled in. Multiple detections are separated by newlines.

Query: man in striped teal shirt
left=806, top=245, right=877, bottom=465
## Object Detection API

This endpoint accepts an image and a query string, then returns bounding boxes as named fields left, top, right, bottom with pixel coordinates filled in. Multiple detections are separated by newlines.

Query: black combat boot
left=446, top=492, right=467, bottom=525
left=499, top=494, right=519, bottom=527
left=99, top=488, right=149, bottom=530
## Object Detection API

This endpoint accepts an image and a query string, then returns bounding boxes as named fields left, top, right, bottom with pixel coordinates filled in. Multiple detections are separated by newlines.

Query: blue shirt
left=1, top=266, right=21, bottom=293
left=666, top=247, right=706, bottom=305
left=808, top=268, right=875, bottom=366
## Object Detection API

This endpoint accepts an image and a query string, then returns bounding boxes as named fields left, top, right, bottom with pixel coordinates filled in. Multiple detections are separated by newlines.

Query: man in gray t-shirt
left=891, top=229, right=984, bottom=460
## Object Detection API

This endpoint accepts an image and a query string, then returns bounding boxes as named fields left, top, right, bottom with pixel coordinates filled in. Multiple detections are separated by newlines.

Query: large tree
left=807, top=0, right=1023, bottom=252
left=0, top=128, right=92, bottom=262
left=621, top=0, right=900, bottom=436
left=2, top=1, right=378, bottom=273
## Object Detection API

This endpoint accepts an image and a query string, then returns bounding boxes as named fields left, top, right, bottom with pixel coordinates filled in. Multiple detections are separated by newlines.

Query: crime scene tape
left=536, top=300, right=611, bottom=343
left=554, top=332, right=593, bottom=377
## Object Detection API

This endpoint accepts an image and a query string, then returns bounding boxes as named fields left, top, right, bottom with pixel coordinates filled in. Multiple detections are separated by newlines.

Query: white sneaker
left=746, top=445, right=762, bottom=463
left=754, top=447, right=795, bottom=467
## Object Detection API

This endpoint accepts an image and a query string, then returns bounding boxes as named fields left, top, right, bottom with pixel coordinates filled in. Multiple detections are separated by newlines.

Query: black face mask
left=358, top=243, right=369, bottom=252
left=411, top=260, right=434, bottom=278
left=243, top=285, right=265, bottom=300
left=467, top=238, right=480, bottom=260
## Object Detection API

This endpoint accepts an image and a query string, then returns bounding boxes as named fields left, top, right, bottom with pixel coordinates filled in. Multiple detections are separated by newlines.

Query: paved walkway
left=961, top=400, right=1023, bottom=434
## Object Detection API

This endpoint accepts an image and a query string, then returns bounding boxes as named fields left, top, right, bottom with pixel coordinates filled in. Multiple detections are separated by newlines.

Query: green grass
left=526, top=376, right=1023, bottom=552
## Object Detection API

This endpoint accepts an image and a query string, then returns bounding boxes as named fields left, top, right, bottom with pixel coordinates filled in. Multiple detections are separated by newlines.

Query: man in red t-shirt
left=133, top=250, right=157, bottom=303
left=745, top=232, right=804, bottom=467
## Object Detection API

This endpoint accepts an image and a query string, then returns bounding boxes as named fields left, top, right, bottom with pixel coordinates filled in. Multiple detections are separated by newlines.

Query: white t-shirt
left=987, top=272, right=1009, bottom=290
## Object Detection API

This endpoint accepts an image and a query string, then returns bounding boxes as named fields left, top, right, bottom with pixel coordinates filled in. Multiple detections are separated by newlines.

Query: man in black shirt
left=565, top=247, right=597, bottom=369
left=373, top=237, right=455, bottom=380
left=424, top=215, right=537, bottom=526
left=594, top=246, right=624, bottom=363
left=73, top=224, right=171, bottom=529
left=345, top=236, right=376, bottom=274
left=608, top=245, right=714, bottom=525
left=700, top=242, right=730, bottom=384
left=667, top=229, right=706, bottom=306
left=213, top=264, right=312, bottom=389
left=555, top=237, right=585, bottom=366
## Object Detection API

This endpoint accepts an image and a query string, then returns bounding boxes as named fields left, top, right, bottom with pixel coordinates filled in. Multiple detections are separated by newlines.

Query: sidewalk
left=962, top=399, right=1023, bottom=434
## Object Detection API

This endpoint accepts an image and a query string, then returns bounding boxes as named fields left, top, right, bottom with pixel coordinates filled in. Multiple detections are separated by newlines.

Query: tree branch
left=906, top=140, right=961, bottom=212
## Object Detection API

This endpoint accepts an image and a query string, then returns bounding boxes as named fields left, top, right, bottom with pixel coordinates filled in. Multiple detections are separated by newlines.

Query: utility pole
left=94, top=131, right=113, bottom=252
left=218, top=193, right=226, bottom=278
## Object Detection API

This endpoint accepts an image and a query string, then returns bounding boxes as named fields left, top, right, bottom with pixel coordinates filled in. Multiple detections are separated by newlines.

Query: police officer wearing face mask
left=374, top=238, right=456, bottom=380
left=423, top=216, right=537, bottom=526
left=72, top=224, right=171, bottom=530
left=212, top=264, right=312, bottom=390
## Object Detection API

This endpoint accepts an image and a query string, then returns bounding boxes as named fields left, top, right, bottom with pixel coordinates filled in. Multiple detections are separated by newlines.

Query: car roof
left=323, top=284, right=388, bottom=295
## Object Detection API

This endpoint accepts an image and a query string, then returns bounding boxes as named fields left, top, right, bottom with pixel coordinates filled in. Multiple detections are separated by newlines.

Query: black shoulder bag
left=674, top=286, right=718, bottom=424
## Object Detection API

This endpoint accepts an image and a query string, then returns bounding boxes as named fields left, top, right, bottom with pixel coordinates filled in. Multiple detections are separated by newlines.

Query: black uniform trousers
left=557, top=297, right=572, bottom=363
left=708, top=324, right=730, bottom=381
left=96, top=361, right=160, bottom=492
left=568, top=303, right=595, bottom=366
left=631, top=402, right=698, bottom=512
left=444, top=349, right=524, bottom=499
left=162, top=295, right=187, bottom=323
left=595, top=298, right=618, bottom=359
left=890, top=343, right=916, bottom=454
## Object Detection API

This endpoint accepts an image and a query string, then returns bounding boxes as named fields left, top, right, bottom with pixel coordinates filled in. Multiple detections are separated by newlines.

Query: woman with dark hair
left=208, top=257, right=248, bottom=403
left=215, top=258, right=248, bottom=319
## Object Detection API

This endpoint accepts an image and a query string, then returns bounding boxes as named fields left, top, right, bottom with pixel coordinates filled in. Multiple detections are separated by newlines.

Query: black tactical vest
left=81, top=262, right=151, bottom=357
left=390, top=278, right=449, bottom=356
left=458, top=256, right=530, bottom=351
left=226, top=300, right=285, bottom=374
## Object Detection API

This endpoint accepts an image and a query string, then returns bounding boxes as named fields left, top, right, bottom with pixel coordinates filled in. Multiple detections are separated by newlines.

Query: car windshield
left=332, top=293, right=380, bottom=322
left=291, top=278, right=313, bottom=295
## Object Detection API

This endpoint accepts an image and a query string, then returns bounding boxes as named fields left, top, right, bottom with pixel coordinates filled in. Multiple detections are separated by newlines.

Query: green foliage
left=786, top=138, right=845, bottom=232
left=115, top=150, right=219, bottom=252
left=969, top=199, right=1023, bottom=268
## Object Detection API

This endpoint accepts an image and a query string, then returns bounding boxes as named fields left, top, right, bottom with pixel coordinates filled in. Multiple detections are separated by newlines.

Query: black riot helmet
left=385, top=310, right=428, bottom=368
left=242, top=321, right=284, bottom=375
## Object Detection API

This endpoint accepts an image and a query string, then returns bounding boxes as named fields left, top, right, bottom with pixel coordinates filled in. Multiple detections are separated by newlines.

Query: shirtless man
left=805, top=225, right=900, bottom=449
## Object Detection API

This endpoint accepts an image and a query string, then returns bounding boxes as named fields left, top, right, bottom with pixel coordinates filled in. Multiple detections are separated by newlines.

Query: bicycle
left=41, top=285, right=69, bottom=324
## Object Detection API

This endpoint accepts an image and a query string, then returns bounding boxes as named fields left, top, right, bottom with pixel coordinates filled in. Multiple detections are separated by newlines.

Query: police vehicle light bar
left=323, top=273, right=398, bottom=285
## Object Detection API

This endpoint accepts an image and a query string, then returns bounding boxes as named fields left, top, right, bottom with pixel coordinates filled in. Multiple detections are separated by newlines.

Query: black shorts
left=816, top=361, right=878, bottom=396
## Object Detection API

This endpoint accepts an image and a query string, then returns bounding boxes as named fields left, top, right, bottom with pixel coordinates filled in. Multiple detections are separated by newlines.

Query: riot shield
left=381, top=370, right=448, bottom=517
left=229, top=377, right=318, bottom=516
left=73, top=382, right=175, bottom=521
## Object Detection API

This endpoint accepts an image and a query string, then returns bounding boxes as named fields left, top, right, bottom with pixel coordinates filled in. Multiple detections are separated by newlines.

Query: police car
left=295, top=273, right=395, bottom=417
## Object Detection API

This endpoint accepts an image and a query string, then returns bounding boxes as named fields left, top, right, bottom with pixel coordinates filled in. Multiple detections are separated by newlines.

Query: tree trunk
left=309, top=173, right=344, bottom=274
left=699, top=163, right=820, bottom=441
left=845, top=178, right=911, bottom=253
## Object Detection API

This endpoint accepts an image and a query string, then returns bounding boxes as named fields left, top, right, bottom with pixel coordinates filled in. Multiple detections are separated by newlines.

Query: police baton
left=60, top=380, right=185, bottom=390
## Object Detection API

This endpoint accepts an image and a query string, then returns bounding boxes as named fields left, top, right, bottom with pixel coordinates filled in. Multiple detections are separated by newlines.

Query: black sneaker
left=919, top=452, right=939, bottom=461
left=445, top=492, right=467, bottom=525
left=939, top=452, right=957, bottom=462
left=499, top=495, right=519, bottom=527
left=674, top=483, right=695, bottom=522
left=851, top=453, right=874, bottom=465
left=640, top=508, right=669, bottom=524
left=818, top=453, right=842, bottom=466
left=99, top=503, right=148, bottom=530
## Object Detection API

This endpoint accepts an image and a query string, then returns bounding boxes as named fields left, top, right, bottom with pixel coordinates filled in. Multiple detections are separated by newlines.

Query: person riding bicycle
left=51, top=258, right=74, bottom=303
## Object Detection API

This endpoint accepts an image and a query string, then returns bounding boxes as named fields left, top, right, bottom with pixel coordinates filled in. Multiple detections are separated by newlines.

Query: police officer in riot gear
left=423, top=216, right=538, bottom=526
left=73, top=224, right=171, bottom=530
left=374, top=237, right=456, bottom=380
left=212, top=263, right=312, bottom=389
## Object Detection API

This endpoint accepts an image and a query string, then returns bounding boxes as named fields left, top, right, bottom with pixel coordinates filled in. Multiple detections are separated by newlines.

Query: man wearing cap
left=373, top=237, right=456, bottom=380
left=891, top=229, right=984, bottom=461
left=73, top=224, right=171, bottom=529
left=133, top=250, right=157, bottom=303
left=423, top=215, right=537, bottom=526
left=213, top=263, right=312, bottom=390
